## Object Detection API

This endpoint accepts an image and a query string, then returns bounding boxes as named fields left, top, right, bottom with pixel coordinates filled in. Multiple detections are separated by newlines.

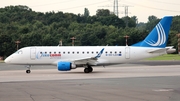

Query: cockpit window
left=15, top=50, right=23, bottom=54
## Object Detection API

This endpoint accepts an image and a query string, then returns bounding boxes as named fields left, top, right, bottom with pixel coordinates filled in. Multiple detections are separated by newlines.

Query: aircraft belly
left=106, top=56, right=124, bottom=64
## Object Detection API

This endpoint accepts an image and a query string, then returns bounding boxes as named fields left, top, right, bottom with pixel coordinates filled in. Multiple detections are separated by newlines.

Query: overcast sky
left=0, top=0, right=179, bottom=22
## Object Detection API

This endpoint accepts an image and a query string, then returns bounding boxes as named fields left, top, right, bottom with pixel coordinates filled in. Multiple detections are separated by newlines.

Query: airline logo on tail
left=145, top=23, right=166, bottom=46
left=131, top=16, right=172, bottom=48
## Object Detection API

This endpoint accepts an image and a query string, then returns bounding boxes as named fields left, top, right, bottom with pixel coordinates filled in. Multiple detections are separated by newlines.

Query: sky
left=0, top=0, right=179, bottom=22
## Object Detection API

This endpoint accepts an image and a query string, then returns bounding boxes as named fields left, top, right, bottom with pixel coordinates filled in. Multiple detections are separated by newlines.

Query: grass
left=146, top=54, right=180, bottom=61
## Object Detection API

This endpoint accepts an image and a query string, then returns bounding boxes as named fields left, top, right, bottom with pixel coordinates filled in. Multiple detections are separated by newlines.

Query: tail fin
left=132, top=16, right=173, bottom=48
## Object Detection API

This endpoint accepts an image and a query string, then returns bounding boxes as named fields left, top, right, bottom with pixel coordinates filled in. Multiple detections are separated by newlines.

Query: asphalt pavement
left=0, top=61, right=180, bottom=101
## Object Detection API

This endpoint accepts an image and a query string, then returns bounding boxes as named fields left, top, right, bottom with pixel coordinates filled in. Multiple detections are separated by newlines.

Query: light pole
left=124, top=35, right=129, bottom=46
left=15, top=40, right=21, bottom=50
left=70, top=37, right=76, bottom=46
left=59, top=40, right=62, bottom=46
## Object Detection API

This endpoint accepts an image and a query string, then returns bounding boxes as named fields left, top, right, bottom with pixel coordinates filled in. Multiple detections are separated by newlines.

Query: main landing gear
left=84, top=65, right=93, bottom=73
left=26, top=65, right=31, bottom=74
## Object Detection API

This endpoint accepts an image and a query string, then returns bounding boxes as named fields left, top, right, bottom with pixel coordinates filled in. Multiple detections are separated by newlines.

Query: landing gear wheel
left=84, top=66, right=93, bottom=73
left=26, top=65, right=31, bottom=74
left=89, top=67, right=93, bottom=72
left=88, top=65, right=93, bottom=73
left=84, top=68, right=90, bottom=73
left=26, top=70, right=31, bottom=74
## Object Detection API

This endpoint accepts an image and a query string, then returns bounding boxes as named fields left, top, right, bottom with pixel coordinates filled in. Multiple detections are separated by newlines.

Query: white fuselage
left=5, top=46, right=166, bottom=66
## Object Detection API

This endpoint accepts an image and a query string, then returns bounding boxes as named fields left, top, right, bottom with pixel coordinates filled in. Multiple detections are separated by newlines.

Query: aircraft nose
left=4, top=58, right=8, bottom=63
left=4, top=57, right=11, bottom=63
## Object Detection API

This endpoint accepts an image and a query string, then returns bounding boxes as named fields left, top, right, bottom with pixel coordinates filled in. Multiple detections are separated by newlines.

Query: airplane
left=5, top=16, right=173, bottom=73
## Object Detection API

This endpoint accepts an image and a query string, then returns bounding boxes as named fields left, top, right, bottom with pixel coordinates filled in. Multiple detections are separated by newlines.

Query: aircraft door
left=30, top=48, right=36, bottom=60
left=125, top=47, right=130, bottom=59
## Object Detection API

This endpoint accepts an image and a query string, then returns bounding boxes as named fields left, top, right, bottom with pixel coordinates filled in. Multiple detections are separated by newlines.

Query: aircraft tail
left=132, top=16, right=173, bottom=48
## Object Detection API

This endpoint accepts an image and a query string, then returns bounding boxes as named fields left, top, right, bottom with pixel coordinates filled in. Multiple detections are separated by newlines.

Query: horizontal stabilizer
left=147, top=48, right=166, bottom=53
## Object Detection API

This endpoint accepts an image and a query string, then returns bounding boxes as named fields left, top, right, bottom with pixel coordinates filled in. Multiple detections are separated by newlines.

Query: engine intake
left=57, top=61, right=76, bottom=71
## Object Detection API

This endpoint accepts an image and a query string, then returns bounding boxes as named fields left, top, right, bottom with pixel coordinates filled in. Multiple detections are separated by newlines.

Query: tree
left=0, top=5, right=179, bottom=58
left=84, top=8, right=90, bottom=17
left=0, top=34, right=14, bottom=57
left=96, top=9, right=111, bottom=17
left=171, top=16, right=180, bottom=32
left=148, top=15, right=157, bottom=22
left=146, top=15, right=160, bottom=32
left=121, top=16, right=137, bottom=28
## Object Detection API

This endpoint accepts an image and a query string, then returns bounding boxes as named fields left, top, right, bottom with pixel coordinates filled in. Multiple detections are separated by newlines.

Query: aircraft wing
left=73, top=48, right=105, bottom=65
left=73, top=57, right=98, bottom=65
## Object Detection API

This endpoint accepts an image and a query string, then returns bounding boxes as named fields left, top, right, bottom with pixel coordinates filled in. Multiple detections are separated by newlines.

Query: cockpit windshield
left=15, top=50, right=23, bottom=54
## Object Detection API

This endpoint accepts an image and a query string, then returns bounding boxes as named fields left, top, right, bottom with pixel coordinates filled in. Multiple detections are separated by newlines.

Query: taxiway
left=0, top=61, right=180, bottom=101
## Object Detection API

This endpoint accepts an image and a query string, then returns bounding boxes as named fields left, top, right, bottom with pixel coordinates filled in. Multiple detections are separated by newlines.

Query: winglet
left=132, top=16, right=173, bottom=48
left=95, top=48, right=104, bottom=58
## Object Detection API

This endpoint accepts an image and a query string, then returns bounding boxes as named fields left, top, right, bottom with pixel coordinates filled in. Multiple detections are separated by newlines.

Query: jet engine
left=57, top=61, right=76, bottom=71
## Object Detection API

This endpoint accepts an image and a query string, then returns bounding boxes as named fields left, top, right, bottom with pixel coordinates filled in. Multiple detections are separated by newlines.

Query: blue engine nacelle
left=57, top=61, right=76, bottom=71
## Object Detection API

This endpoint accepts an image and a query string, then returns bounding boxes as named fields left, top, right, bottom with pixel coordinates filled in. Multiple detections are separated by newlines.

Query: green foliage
left=171, top=15, right=180, bottom=32
left=96, top=9, right=111, bottom=17
left=146, top=15, right=160, bottom=32
left=121, top=16, right=137, bottom=27
left=0, top=5, right=179, bottom=58
left=146, top=54, right=180, bottom=61
left=84, top=8, right=90, bottom=17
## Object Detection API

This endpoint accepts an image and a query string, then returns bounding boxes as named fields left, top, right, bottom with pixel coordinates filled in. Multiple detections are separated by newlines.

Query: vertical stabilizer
left=132, top=16, right=172, bottom=48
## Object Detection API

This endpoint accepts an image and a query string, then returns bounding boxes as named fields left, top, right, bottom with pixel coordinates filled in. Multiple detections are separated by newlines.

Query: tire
left=89, top=67, right=93, bottom=72
left=26, top=70, right=31, bottom=74
left=84, top=68, right=90, bottom=73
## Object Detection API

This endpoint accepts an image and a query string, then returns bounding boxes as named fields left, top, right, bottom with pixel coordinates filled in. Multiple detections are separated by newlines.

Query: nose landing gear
left=26, top=65, right=31, bottom=74
left=26, top=70, right=31, bottom=73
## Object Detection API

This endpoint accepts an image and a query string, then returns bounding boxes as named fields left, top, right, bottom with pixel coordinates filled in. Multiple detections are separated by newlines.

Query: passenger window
left=92, top=52, right=94, bottom=54
left=77, top=52, right=79, bottom=54
left=63, top=52, right=65, bottom=54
